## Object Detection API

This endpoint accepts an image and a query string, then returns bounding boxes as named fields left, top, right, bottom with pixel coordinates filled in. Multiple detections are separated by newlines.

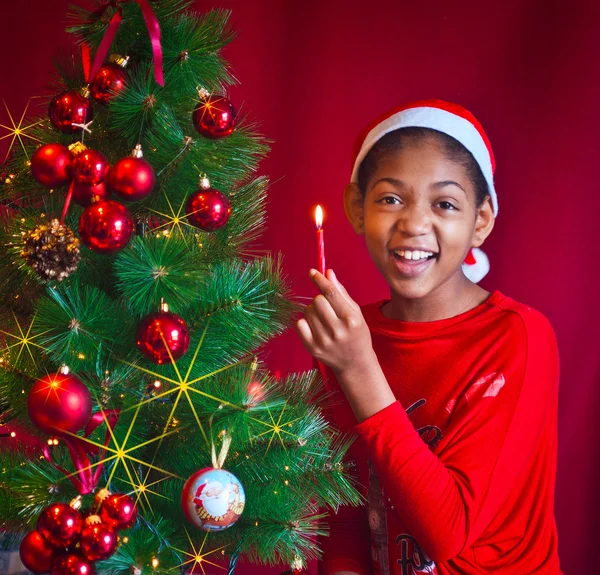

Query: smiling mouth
left=390, top=250, right=438, bottom=276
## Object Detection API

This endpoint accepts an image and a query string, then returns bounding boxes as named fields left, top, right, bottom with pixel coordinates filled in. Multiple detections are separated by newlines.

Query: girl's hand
left=296, top=269, right=377, bottom=375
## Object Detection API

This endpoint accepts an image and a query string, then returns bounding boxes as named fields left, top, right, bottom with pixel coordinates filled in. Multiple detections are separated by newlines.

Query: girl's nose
left=396, top=203, right=432, bottom=236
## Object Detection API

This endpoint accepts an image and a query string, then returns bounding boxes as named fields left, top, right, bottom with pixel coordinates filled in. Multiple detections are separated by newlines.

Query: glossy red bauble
left=19, top=531, right=55, bottom=574
left=36, top=504, right=83, bottom=548
left=50, top=554, right=95, bottom=575
left=79, top=522, right=118, bottom=561
left=78, top=200, right=134, bottom=254
left=136, top=311, right=189, bottom=364
left=48, top=90, right=93, bottom=134
left=99, top=493, right=137, bottom=530
left=72, top=181, right=109, bottom=207
left=192, top=95, right=237, bottom=139
left=108, top=157, right=155, bottom=201
left=73, top=149, right=109, bottom=186
left=185, top=187, right=231, bottom=232
left=30, top=144, right=73, bottom=188
left=89, top=63, right=127, bottom=104
left=27, top=372, right=92, bottom=434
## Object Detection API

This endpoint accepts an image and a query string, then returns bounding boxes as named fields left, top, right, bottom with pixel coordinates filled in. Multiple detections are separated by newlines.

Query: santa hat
left=350, top=99, right=496, bottom=284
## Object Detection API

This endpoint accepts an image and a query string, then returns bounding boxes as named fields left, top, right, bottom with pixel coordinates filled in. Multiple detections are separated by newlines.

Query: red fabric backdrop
left=1, top=1, right=599, bottom=574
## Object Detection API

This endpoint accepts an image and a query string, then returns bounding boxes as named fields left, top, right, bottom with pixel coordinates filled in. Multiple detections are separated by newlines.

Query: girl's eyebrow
left=432, top=180, right=467, bottom=195
left=372, top=178, right=467, bottom=196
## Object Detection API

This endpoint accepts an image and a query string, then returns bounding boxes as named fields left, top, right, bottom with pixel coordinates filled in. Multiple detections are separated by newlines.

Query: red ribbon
left=85, top=0, right=164, bottom=86
left=43, top=410, right=120, bottom=495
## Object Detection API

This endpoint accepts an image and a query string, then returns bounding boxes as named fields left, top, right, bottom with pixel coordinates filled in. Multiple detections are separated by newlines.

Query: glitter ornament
left=21, top=219, right=81, bottom=282
left=181, top=467, right=245, bottom=531
left=36, top=503, right=83, bottom=548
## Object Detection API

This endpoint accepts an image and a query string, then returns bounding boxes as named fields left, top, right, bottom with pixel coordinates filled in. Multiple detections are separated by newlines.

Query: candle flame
left=315, top=205, right=323, bottom=229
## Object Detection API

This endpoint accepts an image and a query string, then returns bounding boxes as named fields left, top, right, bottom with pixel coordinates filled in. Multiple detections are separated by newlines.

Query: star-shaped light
left=0, top=99, right=44, bottom=162
left=171, top=529, right=227, bottom=575
left=251, top=400, right=303, bottom=453
left=148, top=192, right=198, bottom=244
left=0, top=312, right=50, bottom=369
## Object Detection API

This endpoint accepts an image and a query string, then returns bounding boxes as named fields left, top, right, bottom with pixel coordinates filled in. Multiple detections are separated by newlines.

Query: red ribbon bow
left=43, top=409, right=120, bottom=495
left=83, top=0, right=164, bottom=86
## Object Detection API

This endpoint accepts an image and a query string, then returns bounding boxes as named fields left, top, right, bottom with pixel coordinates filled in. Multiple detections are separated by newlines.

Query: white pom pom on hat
left=350, top=99, right=496, bottom=284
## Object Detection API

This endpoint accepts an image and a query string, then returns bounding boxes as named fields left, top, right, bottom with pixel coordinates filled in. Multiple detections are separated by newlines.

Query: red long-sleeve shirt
left=317, top=290, right=562, bottom=575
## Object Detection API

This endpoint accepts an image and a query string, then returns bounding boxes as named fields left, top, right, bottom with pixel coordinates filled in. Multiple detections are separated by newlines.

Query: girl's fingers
left=309, top=269, right=351, bottom=318
left=304, top=304, right=327, bottom=347
left=312, top=293, right=340, bottom=336
left=295, top=318, right=314, bottom=350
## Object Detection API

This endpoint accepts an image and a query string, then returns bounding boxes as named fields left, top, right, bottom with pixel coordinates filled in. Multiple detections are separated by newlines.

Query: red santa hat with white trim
left=350, top=99, right=497, bottom=284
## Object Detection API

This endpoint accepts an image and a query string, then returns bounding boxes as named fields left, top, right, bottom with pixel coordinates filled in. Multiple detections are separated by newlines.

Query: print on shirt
left=368, top=398, right=441, bottom=575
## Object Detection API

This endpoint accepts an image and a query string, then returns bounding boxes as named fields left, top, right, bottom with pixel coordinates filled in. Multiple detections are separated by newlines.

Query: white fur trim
left=351, top=107, right=498, bottom=217
left=462, top=247, right=490, bottom=283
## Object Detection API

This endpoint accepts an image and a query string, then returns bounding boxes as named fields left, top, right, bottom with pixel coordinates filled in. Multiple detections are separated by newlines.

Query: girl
left=296, top=100, right=562, bottom=575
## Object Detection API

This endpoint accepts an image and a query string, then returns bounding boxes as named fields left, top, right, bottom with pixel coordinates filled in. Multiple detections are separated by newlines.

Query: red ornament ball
left=192, top=95, right=237, bottom=139
left=72, top=181, right=109, bottom=207
left=19, top=531, right=55, bottom=574
left=27, top=372, right=92, bottom=434
left=99, top=493, right=137, bottom=530
left=36, top=503, right=83, bottom=548
left=48, top=90, right=93, bottom=134
left=181, top=467, right=245, bottom=531
left=31, top=144, right=73, bottom=188
left=50, top=554, right=95, bottom=575
left=108, top=156, right=155, bottom=201
left=78, top=200, right=133, bottom=254
left=79, top=521, right=118, bottom=561
left=136, top=311, right=189, bottom=364
left=73, top=149, right=109, bottom=186
left=89, top=63, right=127, bottom=104
left=185, top=187, right=231, bottom=232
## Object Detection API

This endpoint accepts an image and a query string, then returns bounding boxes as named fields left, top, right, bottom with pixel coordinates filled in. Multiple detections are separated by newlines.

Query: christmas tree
left=0, top=2, right=361, bottom=573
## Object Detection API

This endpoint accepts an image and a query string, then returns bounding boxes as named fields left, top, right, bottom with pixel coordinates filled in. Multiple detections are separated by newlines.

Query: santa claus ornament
left=350, top=99, right=498, bottom=283
left=181, top=434, right=245, bottom=531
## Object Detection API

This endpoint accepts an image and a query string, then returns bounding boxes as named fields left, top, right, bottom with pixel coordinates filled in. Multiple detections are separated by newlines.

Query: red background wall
left=2, top=1, right=599, bottom=574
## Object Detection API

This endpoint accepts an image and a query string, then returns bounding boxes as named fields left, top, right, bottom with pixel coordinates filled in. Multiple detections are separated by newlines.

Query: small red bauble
left=36, top=503, right=83, bottom=548
left=108, top=151, right=155, bottom=202
left=89, top=63, right=127, bottom=104
left=78, top=200, right=134, bottom=254
left=72, top=181, right=109, bottom=207
left=48, top=90, right=93, bottom=134
left=185, top=187, right=231, bottom=232
left=99, top=493, right=137, bottom=530
left=136, top=311, right=189, bottom=364
left=30, top=144, right=73, bottom=188
left=73, top=149, right=109, bottom=186
left=19, top=531, right=55, bottom=574
left=79, top=520, right=118, bottom=561
left=192, top=94, right=237, bottom=139
left=50, top=554, right=95, bottom=575
left=27, top=372, right=92, bottom=434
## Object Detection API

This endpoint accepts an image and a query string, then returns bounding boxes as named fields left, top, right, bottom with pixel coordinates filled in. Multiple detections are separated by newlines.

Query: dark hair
left=356, top=127, right=490, bottom=208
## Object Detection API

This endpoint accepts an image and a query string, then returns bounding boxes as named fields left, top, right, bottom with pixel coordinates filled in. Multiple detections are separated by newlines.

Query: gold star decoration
left=251, top=400, right=303, bottom=453
left=0, top=99, right=44, bottom=162
left=0, top=312, right=50, bottom=369
left=148, top=191, right=198, bottom=244
left=171, top=529, right=227, bottom=575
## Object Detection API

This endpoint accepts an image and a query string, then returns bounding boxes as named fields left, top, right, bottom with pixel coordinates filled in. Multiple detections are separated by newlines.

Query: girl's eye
left=378, top=196, right=400, bottom=205
left=438, top=201, right=457, bottom=211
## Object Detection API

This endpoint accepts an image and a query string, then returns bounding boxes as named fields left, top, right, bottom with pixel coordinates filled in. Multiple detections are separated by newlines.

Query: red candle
left=315, top=205, right=326, bottom=275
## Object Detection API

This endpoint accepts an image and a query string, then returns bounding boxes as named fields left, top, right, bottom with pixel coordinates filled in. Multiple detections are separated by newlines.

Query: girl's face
left=348, top=137, right=493, bottom=302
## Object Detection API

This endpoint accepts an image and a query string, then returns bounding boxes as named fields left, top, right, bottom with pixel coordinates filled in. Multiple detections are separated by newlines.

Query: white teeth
left=395, top=249, right=434, bottom=261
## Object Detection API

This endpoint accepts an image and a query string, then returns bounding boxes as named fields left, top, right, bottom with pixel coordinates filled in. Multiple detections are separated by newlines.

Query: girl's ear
left=472, top=195, right=495, bottom=248
left=344, top=183, right=365, bottom=235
